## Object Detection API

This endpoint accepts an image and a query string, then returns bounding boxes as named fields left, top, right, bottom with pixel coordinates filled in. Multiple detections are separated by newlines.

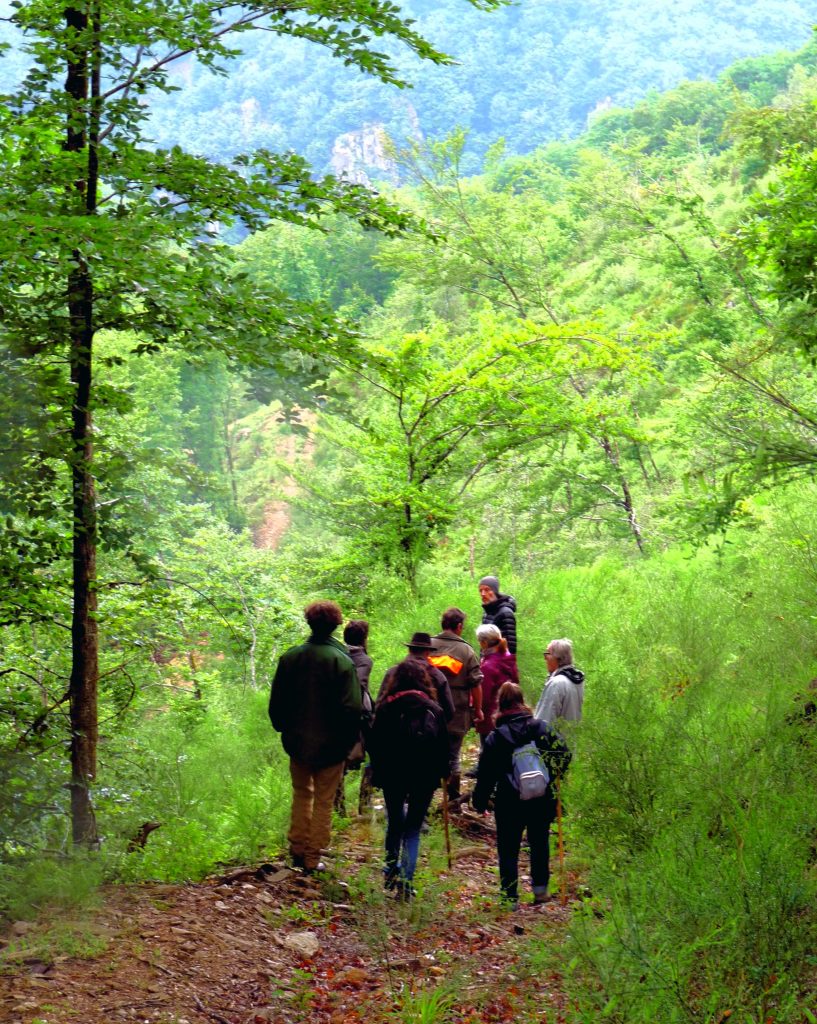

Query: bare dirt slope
left=252, top=420, right=315, bottom=552
left=0, top=805, right=576, bottom=1024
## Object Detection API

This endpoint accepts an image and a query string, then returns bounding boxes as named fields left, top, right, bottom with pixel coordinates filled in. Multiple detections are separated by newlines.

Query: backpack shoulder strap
left=382, top=689, right=432, bottom=707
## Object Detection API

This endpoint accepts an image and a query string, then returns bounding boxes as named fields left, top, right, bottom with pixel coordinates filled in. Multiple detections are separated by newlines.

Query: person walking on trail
left=479, top=575, right=518, bottom=654
left=475, top=623, right=518, bottom=746
left=377, top=632, right=454, bottom=724
left=429, top=608, right=484, bottom=802
left=535, top=638, right=585, bottom=727
left=472, top=682, right=571, bottom=910
left=334, top=619, right=375, bottom=817
left=368, top=658, right=449, bottom=900
left=268, top=601, right=361, bottom=873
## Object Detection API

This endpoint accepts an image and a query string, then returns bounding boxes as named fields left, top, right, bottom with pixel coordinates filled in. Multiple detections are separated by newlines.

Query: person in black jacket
left=334, top=620, right=375, bottom=817
left=478, top=575, right=518, bottom=655
left=472, top=682, right=570, bottom=909
left=368, top=658, right=449, bottom=899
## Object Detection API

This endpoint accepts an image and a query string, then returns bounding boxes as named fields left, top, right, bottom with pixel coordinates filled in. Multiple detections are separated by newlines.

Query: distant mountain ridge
left=3, top=0, right=817, bottom=172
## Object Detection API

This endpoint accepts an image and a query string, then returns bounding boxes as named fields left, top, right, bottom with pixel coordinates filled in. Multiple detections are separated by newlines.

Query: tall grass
left=497, top=489, right=817, bottom=1023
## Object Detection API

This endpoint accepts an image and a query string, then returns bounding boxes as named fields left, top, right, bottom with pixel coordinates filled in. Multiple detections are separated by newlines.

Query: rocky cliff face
left=330, top=123, right=398, bottom=184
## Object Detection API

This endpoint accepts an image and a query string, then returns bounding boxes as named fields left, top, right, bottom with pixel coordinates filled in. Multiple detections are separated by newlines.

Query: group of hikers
left=268, top=575, right=585, bottom=910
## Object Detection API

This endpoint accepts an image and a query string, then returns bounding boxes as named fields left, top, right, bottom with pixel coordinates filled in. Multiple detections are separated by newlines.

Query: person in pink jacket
left=475, top=623, right=519, bottom=744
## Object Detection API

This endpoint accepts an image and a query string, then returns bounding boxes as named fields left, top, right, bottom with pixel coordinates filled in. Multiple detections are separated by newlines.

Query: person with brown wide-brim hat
left=376, top=632, right=454, bottom=719
left=368, top=629, right=453, bottom=898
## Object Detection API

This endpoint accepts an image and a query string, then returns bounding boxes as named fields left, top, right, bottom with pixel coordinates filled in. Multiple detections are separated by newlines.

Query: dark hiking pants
left=494, top=795, right=554, bottom=903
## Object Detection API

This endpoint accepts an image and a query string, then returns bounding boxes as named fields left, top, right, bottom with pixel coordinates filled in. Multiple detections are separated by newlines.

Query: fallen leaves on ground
left=0, top=805, right=575, bottom=1024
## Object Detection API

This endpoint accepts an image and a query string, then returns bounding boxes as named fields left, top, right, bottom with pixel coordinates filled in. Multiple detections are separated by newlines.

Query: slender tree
left=0, top=0, right=501, bottom=843
left=297, top=315, right=641, bottom=587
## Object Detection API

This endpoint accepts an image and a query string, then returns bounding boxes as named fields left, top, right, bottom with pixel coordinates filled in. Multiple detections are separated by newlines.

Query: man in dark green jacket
left=269, top=600, right=361, bottom=872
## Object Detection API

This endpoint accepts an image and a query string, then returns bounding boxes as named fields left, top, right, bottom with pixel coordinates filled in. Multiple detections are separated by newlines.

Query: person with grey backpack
left=472, top=682, right=571, bottom=910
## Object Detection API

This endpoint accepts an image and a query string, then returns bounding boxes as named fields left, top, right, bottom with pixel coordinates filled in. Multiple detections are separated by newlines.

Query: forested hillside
left=4, top=0, right=817, bottom=171
left=128, top=0, right=817, bottom=171
left=4, top=1, right=817, bottom=1020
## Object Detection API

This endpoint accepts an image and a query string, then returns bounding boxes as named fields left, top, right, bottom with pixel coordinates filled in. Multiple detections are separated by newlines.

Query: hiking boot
left=303, top=861, right=327, bottom=875
left=394, top=880, right=417, bottom=901
left=290, top=852, right=306, bottom=869
left=383, top=866, right=399, bottom=891
left=533, top=892, right=552, bottom=906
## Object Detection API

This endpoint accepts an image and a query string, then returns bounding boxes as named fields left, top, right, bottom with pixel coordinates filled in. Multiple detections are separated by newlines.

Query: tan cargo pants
left=287, top=759, right=345, bottom=870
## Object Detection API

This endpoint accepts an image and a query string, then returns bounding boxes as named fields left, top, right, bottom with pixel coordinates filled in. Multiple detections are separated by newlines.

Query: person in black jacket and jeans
left=368, top=658, right=449, bottom=899
left=472, top=682, right=570, bottom=908
left=479, top=575, right=518, bottom=654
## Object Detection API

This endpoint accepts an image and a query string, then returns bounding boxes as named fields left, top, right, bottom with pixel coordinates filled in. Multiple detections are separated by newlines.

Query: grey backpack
left=511, top=741, right=549, bottom=800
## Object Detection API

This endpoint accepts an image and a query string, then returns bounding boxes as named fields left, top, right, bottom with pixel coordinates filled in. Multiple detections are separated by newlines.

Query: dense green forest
left=123, top=0, right=817, bottom=171
left=4, top=0, right=817, bottom=1019
left=4, top=0, right=817, bottom=171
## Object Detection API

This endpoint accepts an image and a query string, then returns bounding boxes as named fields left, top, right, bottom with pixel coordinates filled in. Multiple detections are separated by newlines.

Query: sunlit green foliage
left=5, top=23, right=817, bottom=1023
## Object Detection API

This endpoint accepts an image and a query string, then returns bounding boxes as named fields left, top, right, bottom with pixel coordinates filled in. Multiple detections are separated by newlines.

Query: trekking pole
left=556, top=776, right=567, bottom=906
left=441, top=779, right=453, bottom=870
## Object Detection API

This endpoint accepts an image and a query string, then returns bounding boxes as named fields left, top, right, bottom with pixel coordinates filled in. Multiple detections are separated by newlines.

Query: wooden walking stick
left=441, top=779, right=453, bottom=870
left=556, top=775, right=567, bottom=906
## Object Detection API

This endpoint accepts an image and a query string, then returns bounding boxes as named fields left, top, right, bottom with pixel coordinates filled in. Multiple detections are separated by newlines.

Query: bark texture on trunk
left=65, top=3, right=100, bottom=845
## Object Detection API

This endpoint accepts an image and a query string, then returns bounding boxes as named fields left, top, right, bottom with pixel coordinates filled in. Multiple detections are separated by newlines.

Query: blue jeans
left=382, top=784, right=436, bottom=883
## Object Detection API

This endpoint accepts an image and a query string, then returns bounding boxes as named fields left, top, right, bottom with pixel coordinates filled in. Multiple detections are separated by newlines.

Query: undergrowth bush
left=363, top=486, right=817, bottom=1020
left=503, top=492, right=817, bottom=1023
left=114, top=687, right=291, bottom=881
left=0, top=852, right=104, bottom=923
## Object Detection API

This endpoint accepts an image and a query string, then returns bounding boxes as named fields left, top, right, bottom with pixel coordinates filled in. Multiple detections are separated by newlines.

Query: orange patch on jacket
left=429, top=654, right=464, bottom=675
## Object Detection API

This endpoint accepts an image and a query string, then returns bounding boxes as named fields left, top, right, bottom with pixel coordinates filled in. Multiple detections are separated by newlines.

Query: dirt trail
left=0, top=805, right=576, bottom=1024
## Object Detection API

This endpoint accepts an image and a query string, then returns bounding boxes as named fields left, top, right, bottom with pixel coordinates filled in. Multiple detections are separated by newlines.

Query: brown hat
left=405, top=631, right=435, bottom=650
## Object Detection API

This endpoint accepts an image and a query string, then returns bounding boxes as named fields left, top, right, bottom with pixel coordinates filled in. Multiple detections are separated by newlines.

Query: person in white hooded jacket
left=535, top=638, right=585, bottom=725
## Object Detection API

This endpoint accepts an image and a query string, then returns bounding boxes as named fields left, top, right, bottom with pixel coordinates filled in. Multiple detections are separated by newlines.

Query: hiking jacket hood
left=534, top=665, right=585, bottom=725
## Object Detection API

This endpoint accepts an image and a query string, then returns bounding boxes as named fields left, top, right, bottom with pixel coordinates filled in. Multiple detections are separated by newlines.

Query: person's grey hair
left=547, top=638, right=573, bottom=667
left=476, top=623, right=502, bottom=645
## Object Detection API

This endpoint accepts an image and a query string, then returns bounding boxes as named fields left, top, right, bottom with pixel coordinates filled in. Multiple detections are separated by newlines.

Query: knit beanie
left=479, top=575, right=500, bottom=596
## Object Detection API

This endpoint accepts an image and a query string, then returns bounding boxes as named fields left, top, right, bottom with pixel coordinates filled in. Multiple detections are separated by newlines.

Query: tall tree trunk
left=65, top=2, right=100, bottom=845
left=68, top=302, right=99, bottom=844
left=599, top=434, right=645, bottom=554
left=222, top=404, right=240, bottom=520
left=401, top=501, right=418, bottom=593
